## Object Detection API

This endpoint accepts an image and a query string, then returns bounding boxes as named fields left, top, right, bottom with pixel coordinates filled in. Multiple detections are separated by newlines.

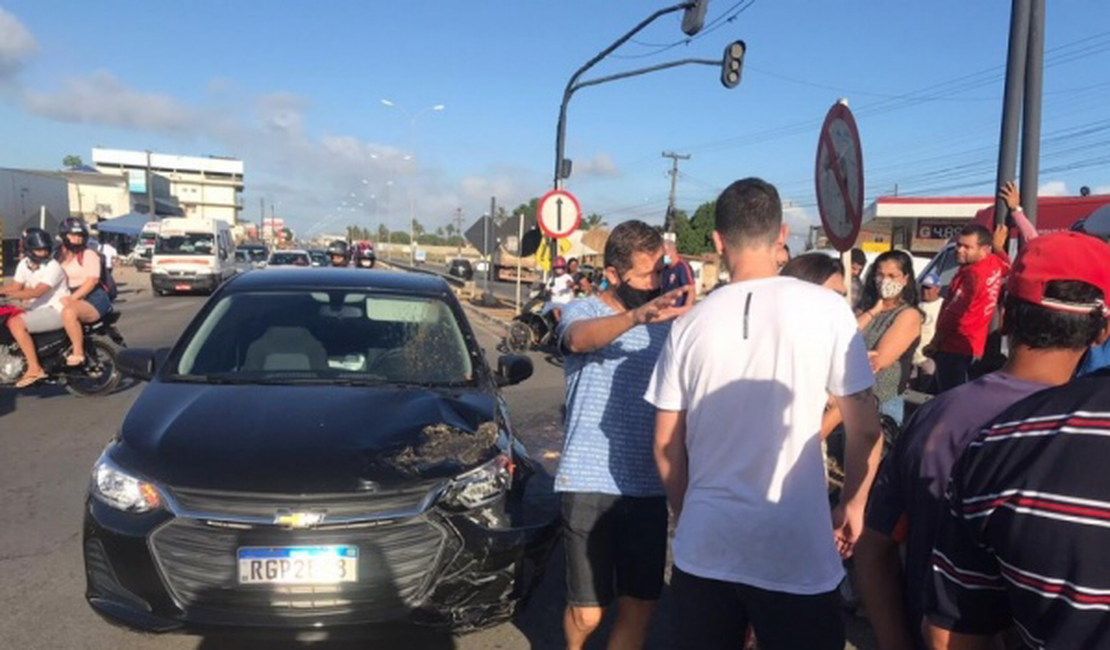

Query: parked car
left=267, top=249, right=312, bottom=267
left=84, top=270, right=558, bottom=636
left=446, top=258, right=474, bottom=280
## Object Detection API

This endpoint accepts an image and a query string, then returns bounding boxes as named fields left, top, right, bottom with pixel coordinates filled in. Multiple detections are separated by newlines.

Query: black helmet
left=22, top=228, right=54, bottom=263
left=326, top=240, right=350, bottom=265
left=58, top=217, right=90, bottom=251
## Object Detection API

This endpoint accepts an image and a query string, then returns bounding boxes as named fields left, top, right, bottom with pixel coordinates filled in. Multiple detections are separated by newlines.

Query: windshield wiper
left=166, top=373, right=249, bottom=385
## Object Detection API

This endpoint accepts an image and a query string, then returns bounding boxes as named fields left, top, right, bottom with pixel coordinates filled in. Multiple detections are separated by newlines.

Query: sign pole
left=516, top=212, right=524, bottom=313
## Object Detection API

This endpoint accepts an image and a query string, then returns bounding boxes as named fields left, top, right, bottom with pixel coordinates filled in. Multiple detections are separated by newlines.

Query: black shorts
left=670, top=567, right=845, bottom=650
left=561, top=492, right=667, bottom=607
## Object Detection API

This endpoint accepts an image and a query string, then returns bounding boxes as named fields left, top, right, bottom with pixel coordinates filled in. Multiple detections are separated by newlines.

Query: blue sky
left=2, top=1, right=1109, bottom=239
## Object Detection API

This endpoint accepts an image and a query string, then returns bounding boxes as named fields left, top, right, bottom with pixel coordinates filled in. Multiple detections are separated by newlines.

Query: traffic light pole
left=553, top=2, right=697, bottom=189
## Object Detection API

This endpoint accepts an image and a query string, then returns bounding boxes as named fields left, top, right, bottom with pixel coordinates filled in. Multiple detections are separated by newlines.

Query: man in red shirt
left=925, top=223, right=1010, bottom=392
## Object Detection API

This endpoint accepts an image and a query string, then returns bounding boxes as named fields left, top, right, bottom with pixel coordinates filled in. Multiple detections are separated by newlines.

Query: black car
left=446, top=259, right=474, bottom=281
left=308, top=249, right=329, bottom=267
left=84, top=269, right=558, bottom=636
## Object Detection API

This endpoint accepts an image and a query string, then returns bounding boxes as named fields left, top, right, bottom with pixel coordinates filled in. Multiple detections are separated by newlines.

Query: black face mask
left=615, top=280, right=660, bottom=310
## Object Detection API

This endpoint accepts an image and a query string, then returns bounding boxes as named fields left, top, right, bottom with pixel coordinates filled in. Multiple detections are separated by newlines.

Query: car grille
left=150, top=514, right=450, bottom=621
left=167, top=485, right=437, bottom=521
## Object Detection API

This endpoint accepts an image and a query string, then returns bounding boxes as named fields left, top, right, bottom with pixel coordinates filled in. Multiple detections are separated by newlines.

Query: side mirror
left=496, top=354, right=533, bottom=387
left=118, top=348, right=167, bottom=381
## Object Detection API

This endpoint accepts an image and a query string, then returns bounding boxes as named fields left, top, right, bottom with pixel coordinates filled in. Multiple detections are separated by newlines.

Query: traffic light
left=721, top=40, right=746, bottom=89
left=682, top=0, right=709, bottom=36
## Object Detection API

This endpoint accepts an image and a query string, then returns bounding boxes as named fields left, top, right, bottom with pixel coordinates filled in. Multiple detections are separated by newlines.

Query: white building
left=91, top=148, right=244, bottom=224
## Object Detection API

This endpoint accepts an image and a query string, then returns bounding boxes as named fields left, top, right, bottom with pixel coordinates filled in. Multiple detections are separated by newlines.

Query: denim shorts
left=84, top=287, right=112, bottom=319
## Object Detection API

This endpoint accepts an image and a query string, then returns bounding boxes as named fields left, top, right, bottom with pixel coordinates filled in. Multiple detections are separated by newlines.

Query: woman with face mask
left=854, top=250, right=924, bottom=425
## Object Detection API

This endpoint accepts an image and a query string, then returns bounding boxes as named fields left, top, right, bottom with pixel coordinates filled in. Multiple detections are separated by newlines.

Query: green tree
left=583, top=213, right=606, bottom=229
left=445, top=223, right=456, bottom=237
left=674, top=202, right=715, bottom=255
left=435, top=226, right=445, bottom=238
left=62, top=155, right=83, bottom=169
left=411, top=219, right=425, bottom=238
left=377, top=224, right=388, bottom=241
left=511, top=197, right=542, bottom=230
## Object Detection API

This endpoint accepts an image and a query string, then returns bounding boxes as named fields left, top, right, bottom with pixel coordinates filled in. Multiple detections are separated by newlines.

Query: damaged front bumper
left=83, top=482, right=560, bottom=636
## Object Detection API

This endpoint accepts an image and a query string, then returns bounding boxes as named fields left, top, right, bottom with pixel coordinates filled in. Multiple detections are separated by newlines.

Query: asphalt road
left=0, top=268, right=876, bottom=649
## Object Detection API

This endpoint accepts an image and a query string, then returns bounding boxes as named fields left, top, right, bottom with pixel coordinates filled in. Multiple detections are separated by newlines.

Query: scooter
left=0, top=303, right=126, bottom=397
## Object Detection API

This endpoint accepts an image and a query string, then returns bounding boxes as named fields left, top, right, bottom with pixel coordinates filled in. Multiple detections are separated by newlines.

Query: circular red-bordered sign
left=814, top=102, right=864, bottom=252
left=537, top=189, right=582, bottom=239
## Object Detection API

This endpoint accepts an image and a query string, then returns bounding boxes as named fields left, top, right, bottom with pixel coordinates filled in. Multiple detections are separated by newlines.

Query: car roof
left=226, top=268, right=454, bottom=295
left=272, top=249, right=309, bottom=255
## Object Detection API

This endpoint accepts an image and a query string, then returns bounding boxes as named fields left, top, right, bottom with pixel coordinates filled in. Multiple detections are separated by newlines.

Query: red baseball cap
left=1006, top=232, right=1110, bottom=314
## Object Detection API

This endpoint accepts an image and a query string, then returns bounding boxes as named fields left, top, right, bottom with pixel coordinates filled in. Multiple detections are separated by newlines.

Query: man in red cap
left=858, top=232, right=1110, bottom=650
left=922, top=232, right=1110, bottom=649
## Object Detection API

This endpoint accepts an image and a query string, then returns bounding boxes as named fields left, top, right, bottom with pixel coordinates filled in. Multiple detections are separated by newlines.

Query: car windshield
left=310, top=252, right=328, bottom=264
left=242, top=248, right=267, bottom=261
left=270, top=252, right=310, bottom=266
left=157, top=233, right=214, bottom=256
left=169, top=291, right=474, bottom=386
left=234, top=251, right=248, bottom=262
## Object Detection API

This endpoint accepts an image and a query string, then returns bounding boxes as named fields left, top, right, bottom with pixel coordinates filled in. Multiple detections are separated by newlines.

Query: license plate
left=237, top=546, right=358, bottom=585
left=174, top=284, right=190, bottom=291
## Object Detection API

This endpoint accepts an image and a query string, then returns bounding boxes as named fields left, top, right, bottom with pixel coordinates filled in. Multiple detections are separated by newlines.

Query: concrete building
left=0, top=168, right=70, bottom=275
left=91, top=148, right=244, bottom=224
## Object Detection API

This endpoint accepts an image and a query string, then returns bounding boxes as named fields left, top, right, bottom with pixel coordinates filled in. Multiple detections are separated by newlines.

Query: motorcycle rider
left=0, top=228, right=70, bottom=387
left=327, top=240, right=351, bottom=267
left=57, top=217, right=110, bottom=367
left=546, top=256, right=576, bottom=323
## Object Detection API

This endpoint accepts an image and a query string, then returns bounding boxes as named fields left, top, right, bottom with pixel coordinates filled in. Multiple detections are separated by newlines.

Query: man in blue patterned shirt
left=556, top=220, right=694, bottom=650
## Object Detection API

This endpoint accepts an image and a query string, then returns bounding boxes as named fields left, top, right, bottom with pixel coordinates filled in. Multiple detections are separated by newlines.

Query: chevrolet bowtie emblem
left=274, top=510, right=325, bottom=529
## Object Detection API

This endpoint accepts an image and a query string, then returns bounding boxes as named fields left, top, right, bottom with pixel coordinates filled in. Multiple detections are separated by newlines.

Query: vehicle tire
left=507, top=321, right=534, bottom=352
left=65, top=340, right=121, bottom=397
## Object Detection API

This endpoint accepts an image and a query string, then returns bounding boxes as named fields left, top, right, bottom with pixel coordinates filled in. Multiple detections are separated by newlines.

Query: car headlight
left=90, top=455, right=161, bottom=513
left=152, top=267, right=168, bottom=275
left=440, top=454, right=512, bottom=510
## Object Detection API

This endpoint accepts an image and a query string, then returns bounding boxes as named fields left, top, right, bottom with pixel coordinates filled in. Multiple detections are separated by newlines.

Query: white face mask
left=879, top=278, right=906, bottom=300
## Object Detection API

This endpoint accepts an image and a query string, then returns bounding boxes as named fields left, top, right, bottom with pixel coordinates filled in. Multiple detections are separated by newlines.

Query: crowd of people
left=553, top=177, right=1110, bottom=650
left=0, top=218, right=114, bottom=387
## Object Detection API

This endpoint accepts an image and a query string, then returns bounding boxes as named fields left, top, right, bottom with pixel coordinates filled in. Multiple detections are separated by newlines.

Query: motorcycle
left=0, top=303, right=126, bottom=397
left=505, top=283, right=559, bottom=354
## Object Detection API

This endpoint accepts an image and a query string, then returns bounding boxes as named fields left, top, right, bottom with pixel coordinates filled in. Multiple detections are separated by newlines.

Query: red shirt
left=934, top=251, right=1010, bottom=357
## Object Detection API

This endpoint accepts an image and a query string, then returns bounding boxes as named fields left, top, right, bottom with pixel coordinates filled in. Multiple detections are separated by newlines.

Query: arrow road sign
left=538, top=189, right=581, bottom=239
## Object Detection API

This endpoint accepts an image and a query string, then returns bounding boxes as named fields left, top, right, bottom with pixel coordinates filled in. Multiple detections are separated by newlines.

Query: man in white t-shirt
left=99, top=238, right=118, bottom=271
left=646, top=178, right=882, bottom=649
left=0, top=228, right=70, bottom=387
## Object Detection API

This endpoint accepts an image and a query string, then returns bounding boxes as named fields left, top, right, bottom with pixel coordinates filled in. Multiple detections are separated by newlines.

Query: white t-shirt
left=14, top=259, right=70, bottom=313
left=548, top=273, right=576, bottom=305
left=645, top=276, right=874, bottom=595
left=100, top=242, right=118, bottom=269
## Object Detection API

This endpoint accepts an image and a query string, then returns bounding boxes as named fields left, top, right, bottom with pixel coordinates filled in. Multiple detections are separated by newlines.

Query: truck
left=150, top=217, right=236, bottom=296
left=133, top=221, right=161, bottom=272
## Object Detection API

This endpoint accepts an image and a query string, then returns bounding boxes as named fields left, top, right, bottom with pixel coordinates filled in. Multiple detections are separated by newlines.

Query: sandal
left=15, top=371, right=46, bottom=388
left=66, top=354, right=85, bottom=367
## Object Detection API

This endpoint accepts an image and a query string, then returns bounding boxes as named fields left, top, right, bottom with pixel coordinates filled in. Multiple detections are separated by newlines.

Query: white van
left=150, top=217, right=236, bottom=296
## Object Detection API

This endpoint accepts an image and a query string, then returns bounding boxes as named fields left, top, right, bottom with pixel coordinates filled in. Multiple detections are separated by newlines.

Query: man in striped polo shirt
left=925, top=232, right=1110, bottom=648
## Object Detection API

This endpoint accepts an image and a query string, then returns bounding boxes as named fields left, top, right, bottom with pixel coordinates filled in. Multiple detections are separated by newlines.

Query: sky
left=1, top=1, right=1109, bottom=242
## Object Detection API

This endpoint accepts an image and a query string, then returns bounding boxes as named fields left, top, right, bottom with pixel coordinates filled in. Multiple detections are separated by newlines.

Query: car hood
left=113, top=382, right=500, bottom=493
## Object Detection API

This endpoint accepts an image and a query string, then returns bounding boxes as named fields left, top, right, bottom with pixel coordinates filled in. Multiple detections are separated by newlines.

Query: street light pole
left=380, top=100, right=444, bottom=265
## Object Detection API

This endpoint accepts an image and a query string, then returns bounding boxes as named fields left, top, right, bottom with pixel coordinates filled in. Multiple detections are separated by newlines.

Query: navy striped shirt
left=927, top=369, right=1110, bottom=648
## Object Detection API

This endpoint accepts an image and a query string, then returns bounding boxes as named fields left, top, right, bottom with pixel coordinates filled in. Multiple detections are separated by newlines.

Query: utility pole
left=662, top=151, right=690, bottom=232
left=259, top=197, right=265, bottom=243
left=145, top=150, right=156, bottom=219
left=454, top=208, right=464, bottom=256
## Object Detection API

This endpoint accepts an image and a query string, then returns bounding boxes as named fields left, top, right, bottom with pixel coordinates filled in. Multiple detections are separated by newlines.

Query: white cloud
left=0, top=9, right=36, bottom=80
left=0, top=13, right=540, bottom=233
left=575, top=152, right=621, bottom=178
left=22, top=70, right=200, bottom=131
left=1038, top=180, right=1069, bottom=197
